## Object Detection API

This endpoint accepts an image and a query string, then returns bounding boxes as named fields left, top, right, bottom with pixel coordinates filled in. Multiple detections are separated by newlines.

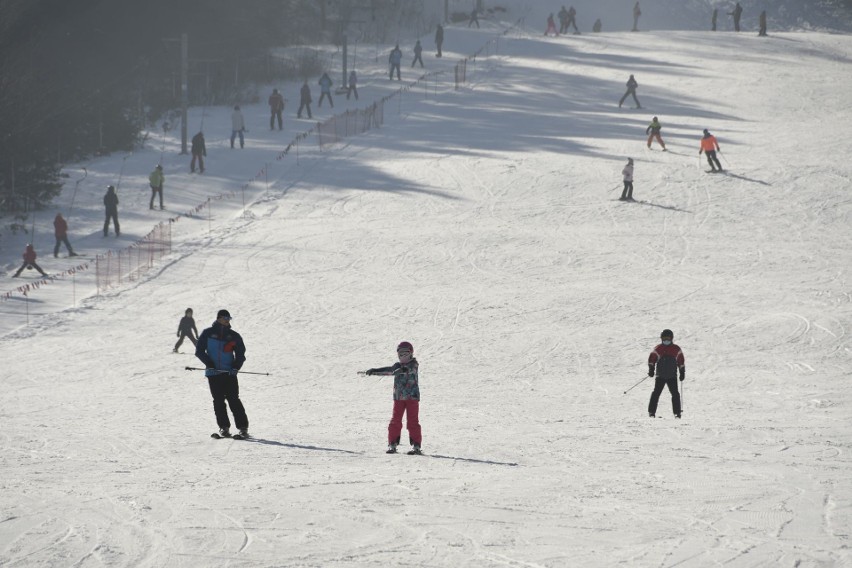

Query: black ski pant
left=318, top=92, right=333, bottom=108
left=297, top=102, right=312, bottom=119
left=648, top=376, right=681, bottom=416
left=619, top=89, right=641, bottom=108
left=412, top=54, right=423, bottom=67
left=54, top=236, right=75, bottom=256
left=270, top=109, right=283, bottom=130
left=208, top=373, right=249, bottom=431
left=13, top=261, right=47, bottom=277
left=621, top=181, right=633, bottom=199
left=104, top=211, right=120, bottom=236
left=174, top=332, right=197, bottom=351
left=705, top=150, right=722, bottom=171
left=347, top=86, right=358, bottom=100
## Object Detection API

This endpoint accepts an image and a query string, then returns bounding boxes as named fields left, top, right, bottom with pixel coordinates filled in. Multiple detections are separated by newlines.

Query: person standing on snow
left=545, top=13, right=558, bottom=36
left=148, top=164, right=164, bottom=210
left=565, top=6, right=579, bottom=34
left=632, top=2, right=642, bottom=31
left=593, top=18, right=602, bottom=32
left=699, top=129, right=723, bottom=172
left=297, top=81, right=313, bottom=119
left=174, top=308, right=199, bottom=353
left=318, top=72, right=334, bottom=108
left=12, top=244, right=48, bottom=278
left=53, top=213, right=78, bottom=258
left=347, top=70, right=358, bottom=100
left=103, top=185, right=120, bottom=236
left=388, top=45, right=402, bottom=80
left=195, top=309, right=250, bottom=439
left=190, top=131, right=206, bottom=173
left=646, top=116, right=666, bottom=150
left=435, top=24, right=444, bottom=58
left=729, top=2, right=743, bottom=31
left=364, top=341, right=423, bottom=455
left=269, top=88, right=285, bottom=130
left=620, top=158, right=635, bottom=201
left=648, top=329, right=685, bottom=418
left=712, top=8, right=718, bottom=31
left=758, top=11, right=767, bottom=36
left=469, top=8, right=480, bottom=28
left=558, top=6, right=570, bottom=34
left=618, top=74, right=641, bottom=109
left=230, top=105, right=245, bottom=149
left=412, top=40, right=424, bottom=67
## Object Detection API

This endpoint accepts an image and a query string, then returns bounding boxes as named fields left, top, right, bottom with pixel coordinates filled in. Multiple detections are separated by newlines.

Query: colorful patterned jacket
left=370, top=359, right=420, bottom=401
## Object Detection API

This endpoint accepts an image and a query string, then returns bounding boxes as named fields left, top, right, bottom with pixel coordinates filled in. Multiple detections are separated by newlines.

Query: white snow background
left=1, top=2, right=851, bottom=566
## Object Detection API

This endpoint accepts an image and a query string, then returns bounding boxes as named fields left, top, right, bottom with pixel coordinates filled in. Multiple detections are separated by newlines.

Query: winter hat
left=217, top=309, right=232, bottom=320
left=628, top=158, right=634, bottom=164
left=703, top=129, right=710, bottom=135
left=661, top=329, right=674, bottom=339
left=397, top=341, right=413, bottom=353
left=156, top=164, right=162, bottom=170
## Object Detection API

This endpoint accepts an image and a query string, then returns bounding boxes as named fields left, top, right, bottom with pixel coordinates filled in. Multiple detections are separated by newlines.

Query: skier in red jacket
left=647, top=329, right=685, bottom=418
left=13, top=244, right=48, bottom=277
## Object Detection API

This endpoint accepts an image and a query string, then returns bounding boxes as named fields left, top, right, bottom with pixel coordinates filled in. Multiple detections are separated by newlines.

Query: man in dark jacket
left=103, top=185, right=120, bottom=236
left=730, top=2, right=743, bottom=31
left=269, top=88, right=285, bottom=130
left=435, top=24, right=444, bottom=57
left=196, top=309, right=249, bottom=438
left=647, top=329, right=686, bottom=418
left=190, top=132, right=206, bottom=173
left=297, top=81, right=313, bottom=119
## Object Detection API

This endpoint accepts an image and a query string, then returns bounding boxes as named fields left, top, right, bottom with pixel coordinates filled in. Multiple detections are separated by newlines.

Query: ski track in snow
left=2, top=9, right=852, bottom=568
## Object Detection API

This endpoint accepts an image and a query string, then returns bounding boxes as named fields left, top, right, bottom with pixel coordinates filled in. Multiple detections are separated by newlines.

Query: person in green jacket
left=149, top=164, right=164, bottom=210
left=645, top=117, right=666, bottom=150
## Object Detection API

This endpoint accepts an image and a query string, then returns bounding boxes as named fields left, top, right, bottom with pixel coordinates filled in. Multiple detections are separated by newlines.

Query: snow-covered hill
left=2, top=10, right=851, bottom=568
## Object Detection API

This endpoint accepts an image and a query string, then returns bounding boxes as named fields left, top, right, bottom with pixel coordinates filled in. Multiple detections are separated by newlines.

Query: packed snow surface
left=2, top=11, right=851, bottom=568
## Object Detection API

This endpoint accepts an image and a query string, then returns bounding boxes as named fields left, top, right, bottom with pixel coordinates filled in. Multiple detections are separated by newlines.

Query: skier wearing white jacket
left=620, top=158, right=634, bottom=201
left=230, top=105, right=245, bottom=149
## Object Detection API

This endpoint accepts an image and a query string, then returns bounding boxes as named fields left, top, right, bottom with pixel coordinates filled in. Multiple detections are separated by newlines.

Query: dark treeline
left=0, top=0, right=413, bottom=223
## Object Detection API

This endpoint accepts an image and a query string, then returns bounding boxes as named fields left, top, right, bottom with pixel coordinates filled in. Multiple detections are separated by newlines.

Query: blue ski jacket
left=196, top=321, right=246, bottom=376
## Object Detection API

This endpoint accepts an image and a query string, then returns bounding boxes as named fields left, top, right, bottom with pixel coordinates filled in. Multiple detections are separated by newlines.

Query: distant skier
left=593, top=18, right=602, bottom=33
left=12, top=244, right=48, bottom=278
left=565, top=6, right=579, bottom=34
left=699, top=129, right=723, bottom=172
left=269, top=88, right=285, bottom=130
left=148, top=164, right=164, bottom=210
left=758, top=10, right=767, bottom=36
left=412, top=40, right=424, bottom=67
left=645, top=116, right=666, bottom=150
left=230, top=105, right=245, bottom=149
left=647, top=329, right=685, bottom=419
left=545, top=13, right=558, bottom=37
left=174, top=307, right=198, bottom=353
left=53, top=213, right=78, bottom=258
left=618, top=74, right=641, bottom=109
left=632, top=1, right=641, bottom=31
left=558, top=6, right=569, bottom=34
left=435, top=24, right=444, bottom=57
left=195, top=309, right=249, bottom=439
left=190, top=131, right=206, bottom=173
left=620, top=158, right=635, bottom=201
left=712, top=8, right=718, bottom=31
left=318, top=72, right=334, bottom=108
left=103, top=185, right=120, bottom=237
left=297, top=81, right=313, bottom=119
left=729, top=2, right=743, bottom=32
left=388, top=45, right=402, bottom=80
left=364, top=341, right=422, bottom=455
left=347, top=70, right=358, bottom=100
left=469, top=8, right=480, bottom=28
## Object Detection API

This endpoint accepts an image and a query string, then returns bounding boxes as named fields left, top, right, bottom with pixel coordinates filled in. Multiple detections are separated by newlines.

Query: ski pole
left=623, top=374, right=650, bottom=394
left=184, top=366, right=271, bottom=376
left=719, top=149, right=730, bottom=167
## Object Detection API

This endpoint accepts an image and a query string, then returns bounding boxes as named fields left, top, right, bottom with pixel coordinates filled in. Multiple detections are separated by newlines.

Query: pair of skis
left=211, top=432, right=250, bottom=440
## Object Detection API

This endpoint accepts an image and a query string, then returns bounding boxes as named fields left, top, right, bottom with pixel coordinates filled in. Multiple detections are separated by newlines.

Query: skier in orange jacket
left=699, top=129, right=723, bottom=172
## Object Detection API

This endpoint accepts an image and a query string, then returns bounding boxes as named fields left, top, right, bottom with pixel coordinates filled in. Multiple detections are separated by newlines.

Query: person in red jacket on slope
left=13, top=244, right=48, bottom=277
left=648, top=329, right=685, bottom=418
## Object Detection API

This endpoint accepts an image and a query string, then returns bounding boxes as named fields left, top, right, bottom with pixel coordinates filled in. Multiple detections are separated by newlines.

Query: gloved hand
left=648, top=365, right=655, bottom=377
left=365, top=368, right=376, bottom=376
left=679, top=368, right=685, bottom=382
left=399, top=366, right=409, bottom=373
left=229, top=368, right=239, bottom=376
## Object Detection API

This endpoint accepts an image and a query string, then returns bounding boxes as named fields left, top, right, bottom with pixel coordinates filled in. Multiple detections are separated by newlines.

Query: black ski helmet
left=661, top=329, right=674, bottom=339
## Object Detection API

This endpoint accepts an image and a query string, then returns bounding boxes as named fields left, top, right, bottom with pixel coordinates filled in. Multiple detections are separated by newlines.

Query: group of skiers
left=716, top=3, right=768, bottom=35
left=186, top=303, right=426, bottom=453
